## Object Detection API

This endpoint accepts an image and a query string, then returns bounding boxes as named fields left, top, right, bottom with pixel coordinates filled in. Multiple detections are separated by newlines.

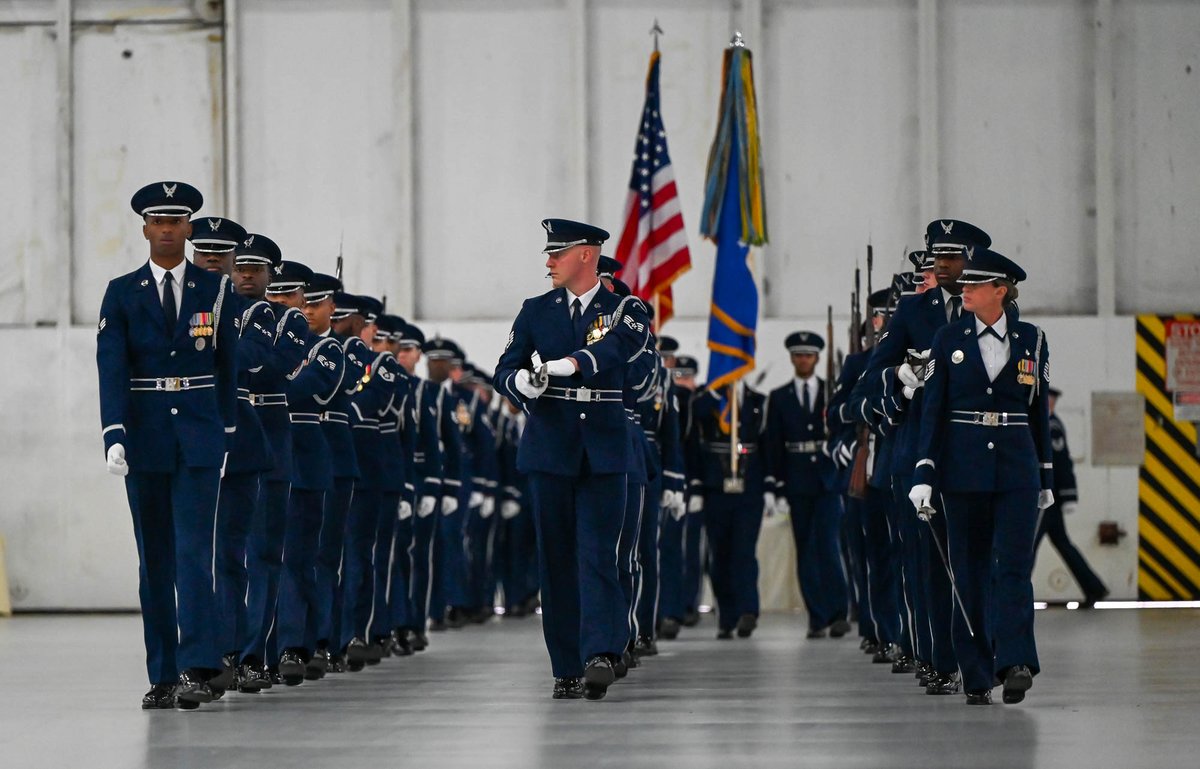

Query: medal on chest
left=455, top=400, right=472, bottom=427
left=1017, top=357, right=1036, bottom=386
left=586, top=315, right=611, bottom=345
left=188, top=312, right=214, bottom=339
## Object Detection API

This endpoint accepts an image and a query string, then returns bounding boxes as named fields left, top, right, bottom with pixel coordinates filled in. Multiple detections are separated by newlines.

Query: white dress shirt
left=566, top=280, right=603, bottom=317
left=942, top=287, right=962, bottom=323
left=147, top=259, right=186, bottom=310
left=976, top=313, right=1011, bottom=382
left=793, top=375, right=818, bottom=410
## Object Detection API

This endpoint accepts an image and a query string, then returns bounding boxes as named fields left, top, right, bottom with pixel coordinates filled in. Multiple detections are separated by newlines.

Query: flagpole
left=726, top=381, right=744, bottom=493
left=652, top=292, right=660, bottom=334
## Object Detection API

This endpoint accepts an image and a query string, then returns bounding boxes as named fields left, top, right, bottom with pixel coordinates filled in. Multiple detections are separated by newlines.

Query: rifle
left=849, top=266, right=863, bottom=356
left=847, top=244, right=874, bottom=498
left=825, top=305, right=835, bottom=404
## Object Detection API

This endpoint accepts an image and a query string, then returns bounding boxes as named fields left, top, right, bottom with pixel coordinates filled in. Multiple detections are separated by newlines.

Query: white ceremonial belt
left=702, top=441, right=758, bottom=455
left=950, top=410, right=1029, bottom=427
left=320, top=411, right=349, bottom=424
left=130, top=375, right=214, bottom=392
left=544, top=386, right=623, bottom=403
left=785, top=441, right=822, bottom=453
left=249, top=392, right=287, bottom=407
left=290, top=412, right=322, bottom=425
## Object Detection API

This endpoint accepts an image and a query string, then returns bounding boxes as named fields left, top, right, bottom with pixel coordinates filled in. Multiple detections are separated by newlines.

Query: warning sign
left=1174, top=391, right=1200, bottom=422
left=1165, top=320, right=1200, bottom=391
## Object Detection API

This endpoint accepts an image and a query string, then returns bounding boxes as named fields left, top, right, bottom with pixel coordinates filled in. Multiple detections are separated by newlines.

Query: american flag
left=614, top=51, right=692, bottom=329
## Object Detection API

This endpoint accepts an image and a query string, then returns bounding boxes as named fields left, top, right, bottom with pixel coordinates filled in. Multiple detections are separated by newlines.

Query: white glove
left=500, top=500, right=521, bottom=519
left=775, top=496, right=791, bottom=518
left=687, top=495, right=704, bottom=514
left=220, top=452, right=228, bottom=479
left=897, top=362, right=921, bottom=389
left=545, top=358, right=578, bottom=377
left=418, top=495, right=438, bottom=517
left=399, top=500, right=413, bottom=520
left=106, top=443, right=129, bottom=477
left=908, top=484, right=933, bottom=513
left=480, top=497, right=495, bottom=519
left=763, top=491, right=777, bottom=517
left=1061, top=501, right=1077, bottom=515
left=661, top=490, right=685, bottom=520
left=441, top=495, right=459, bottom=516
left=515, top=369, right=547, bottom=399
left=469, top=490, right=486, bottom=508
left=1038, top=490, right=1055, bottom=510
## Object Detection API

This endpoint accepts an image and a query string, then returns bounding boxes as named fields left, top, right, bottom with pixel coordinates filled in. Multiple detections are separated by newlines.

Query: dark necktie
left=982, top=325, right=1004, bottom=340
left=802, top=381, right=811, bottom=413
left=571, top=297, right=584, bottom=340
left=949, top=294, right=962, bottom=322
left=162, top=271, right=177, bottom=334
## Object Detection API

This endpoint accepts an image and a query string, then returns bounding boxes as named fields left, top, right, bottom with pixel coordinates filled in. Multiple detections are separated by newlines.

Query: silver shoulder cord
left=212, top=274, right=229, bottom=350
left=1031, top=326, right=1044, bottom=406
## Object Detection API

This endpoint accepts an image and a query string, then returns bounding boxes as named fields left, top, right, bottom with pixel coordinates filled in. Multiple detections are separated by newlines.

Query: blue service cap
left=542, top=218, right=609, bottom=253
left=357, top=295, right=384, bottom=324
left=267, top=260, right=314, bottom=295
left=672, top=355, right=699, bottom=377
left=958, top=247, right=1026, bottom=285
left=131, top=180, right=203, bottom=218
left=598, top=255, right=623, bottom=278
left=924, top=219, right=992, bottom=254
left=397, top=321, right=425, bottom=348
left=868, top=288, right=892, bottom=314
left=909, top=249, right=933, bottom=273
left=785, top=331, right=825, bottom=355
left=373, top=314, right=407, bottom=343
left=331, top=291, right=361, bottom=321
left=658, top=336, right=680, bottom=354
left=235, top=233, right=282, bottom=268
left=305, top=273, right=342, bottom=304
left=423, top=337, right=463, bottom=363
left=609, top=277, right=632, bottom=297
left=189, top=216, right=247, bottom=254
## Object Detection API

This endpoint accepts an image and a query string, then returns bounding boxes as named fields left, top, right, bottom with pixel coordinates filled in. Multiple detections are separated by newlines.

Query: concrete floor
left=2, top=609, right=1199, bottom=769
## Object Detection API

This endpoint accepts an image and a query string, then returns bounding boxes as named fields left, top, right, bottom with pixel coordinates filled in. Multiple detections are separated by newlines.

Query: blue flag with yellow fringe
left=700, top=38, right=767, bottom=430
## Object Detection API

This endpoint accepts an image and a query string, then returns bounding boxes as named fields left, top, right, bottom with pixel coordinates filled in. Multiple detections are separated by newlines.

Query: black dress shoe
left=328, top=654, right=347, bottom=674
left=915, top=661, right=934, bottom=687
left=409, top=630, right=429, bottom=652
left=891, top=654, right=916, bottom=674
left=278, top=649, right=306, bottom=686
left=269, top=667, right=283, bottom=685
left=736, top=613, right=757, bottom=638
left=1081, top=588, right=1110, bottom=609
left=682, top=610, right=700, bottom=627
left=365, top=640, right=384, bottom=665
left=613, top=656, right=628, bottom=679
left=373, top=635, right=391, bottom=659
left=633, top=635, right=658, bottom=657
left=346, top=637, right=369, bottom=664
left=142, top=682, right=176, bottom=710
left=175, top=669, right=214, bottom=707
left=237, top=661, right=269, bottom=692
left=624, top=649, right=639, bottom=670
left=305, top=648, right=329, bottom=680
left=965, top=690, right=992, bottom=705
left=925, top=671, right=961, bottom=695
left=829, top=618, right=852, bottom=638
left=806, top=628, right=827, bottom=639
left=583, top=656, right=615, bottom=700
left=390, top=629, right=414, bottom=657
left=445, top=608, right=467, bottom=629
left=860, top=639, right=879, bottom=655
left=210, top=653, right=237, bottom=692
left=553, top=677, right=584, bottom=699
left=872, top=643, right=901, bottom=664
left=716, top=628, right=734, bottom=640
left=1001, top=665, right=1033, bottom=704
left=658, top=618, right=681, bottom=640
left=429, top=619, right=447, bottom=633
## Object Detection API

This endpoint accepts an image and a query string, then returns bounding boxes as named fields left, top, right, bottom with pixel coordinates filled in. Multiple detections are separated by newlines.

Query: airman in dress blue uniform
left=909, top=247, right=1053, bottom=706
left=669, top=355, right=706, bottom=629
left=494, top=218, right=651, bottom=700
left=651, top=338, right=689, bottom=641
left=98, top=181, right=238, bottom=709
left=766, top=332, right=850, bottom=639
left=494, top=400, right=539, bottom=616
left=237, top=236, right=311, bottom=692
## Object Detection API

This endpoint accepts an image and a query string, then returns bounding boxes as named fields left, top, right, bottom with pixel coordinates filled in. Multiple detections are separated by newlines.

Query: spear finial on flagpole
left=650, top=18, right=663, bottom=52
left=729, top=30, right=745, bottom=48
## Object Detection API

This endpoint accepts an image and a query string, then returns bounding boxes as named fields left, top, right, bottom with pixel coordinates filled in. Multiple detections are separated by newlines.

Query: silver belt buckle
left=159, top=377, right=183, bottom=392
left=575, top=387, right=592, bottom=402
left=981, top=412, right=1000, bottom=427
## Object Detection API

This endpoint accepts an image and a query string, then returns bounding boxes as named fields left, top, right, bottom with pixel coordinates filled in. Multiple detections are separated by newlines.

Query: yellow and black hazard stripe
left=1135, top=314, right=1200, bottom=600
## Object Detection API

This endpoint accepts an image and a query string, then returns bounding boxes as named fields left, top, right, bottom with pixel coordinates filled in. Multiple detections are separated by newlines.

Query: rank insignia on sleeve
left=98, top=317, right=106, bottom=332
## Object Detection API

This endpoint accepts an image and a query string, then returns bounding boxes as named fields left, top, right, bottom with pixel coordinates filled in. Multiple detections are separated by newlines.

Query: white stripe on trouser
left=629, top=487, right=646, bottom=638
left=860, top=509, right=880, bottom=642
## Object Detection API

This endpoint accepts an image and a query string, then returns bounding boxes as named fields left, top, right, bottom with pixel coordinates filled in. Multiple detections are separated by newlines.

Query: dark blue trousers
left=339, top=487, right=379, bottom=649
left=634, top=476, right=663, bottom=638
left=786, top=491, right=848, bottom=631
left=316, top=478, right=354, bottom=648
left=125, top=466, right=221, bottom=682
left=703, top=489, right=763, bottom=632
left=498, top=511, right=537, bottom=609
left=370, top=492, right=399, bottom=640
left=409, top=505, right=437, bottom=629
left=886, top=479, right=925, bottom=659
left=943, top=490, right=1041, bottom=693
left=682, top=507, right=705, bottom=615
left=1036, top=503, right=1107, bottom=598
left=465, top=503, right=497, bottom=612
left=215, top=471, right=259, bottom=657
left=657, top=508, right=686, bottom=622
left=861, top=485, right=901, bottom=646
left=276, top=488, right=325, bottom=652
left=388, top=505, right=415, bottom=633
left=529, top=470, right=628, bottom=678
left=842, top=494, right=875, bottom=641
left=432, top=487, right=470, bottom=618
left=617, top=481, right=645, bottom=644
left=241, top=478, right=289, bottom=664
left=915, top=490, right=958, bottom=674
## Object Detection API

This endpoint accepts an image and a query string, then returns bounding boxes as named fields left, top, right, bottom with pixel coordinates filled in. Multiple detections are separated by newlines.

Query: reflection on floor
left=2, top=609, right=1199, bottom=769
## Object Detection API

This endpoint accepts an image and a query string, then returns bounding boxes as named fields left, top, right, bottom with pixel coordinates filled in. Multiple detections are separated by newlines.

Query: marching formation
left=98, top=179, right=1060, bottom=710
